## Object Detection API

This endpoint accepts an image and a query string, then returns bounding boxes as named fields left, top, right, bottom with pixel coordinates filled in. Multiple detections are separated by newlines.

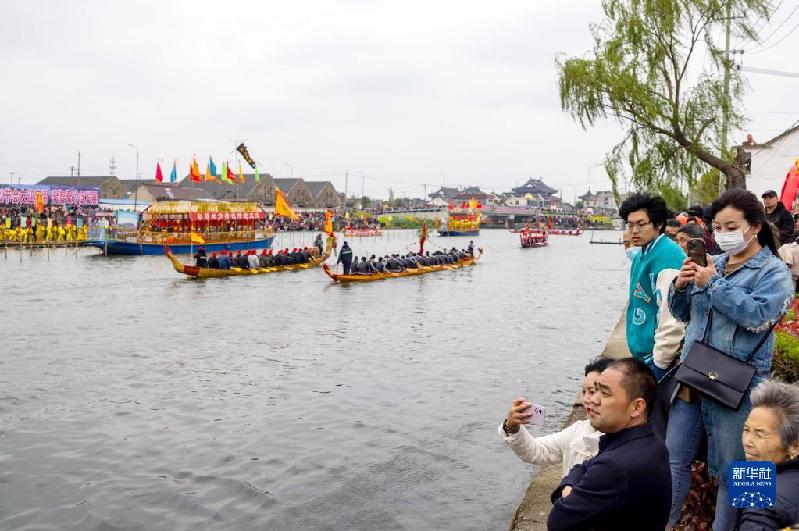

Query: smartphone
left=686, top=238, right=707, bottom=267
left=523, top=402, right=546, bottom=427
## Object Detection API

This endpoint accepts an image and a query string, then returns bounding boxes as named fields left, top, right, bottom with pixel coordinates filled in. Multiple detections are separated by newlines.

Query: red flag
left=226, top=164, right=236, bottom=183
left=779, top=159, right=799, bottom=211
left=547, top=216, right=553, bottom=229
left=155, top=162, right=164, bottom=183
left=419, top=221, right=427, bottom=254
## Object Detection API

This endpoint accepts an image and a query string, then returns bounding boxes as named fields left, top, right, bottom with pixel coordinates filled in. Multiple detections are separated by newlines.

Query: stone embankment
left=508, top=313, right=630, bottom=531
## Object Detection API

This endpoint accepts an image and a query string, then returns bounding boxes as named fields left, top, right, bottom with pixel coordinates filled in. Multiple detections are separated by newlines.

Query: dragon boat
left=512, top=228, right=582, bottom=236
left=322, top=248, right=482, bottom=283
left=520, top=230, right=548, bottom=248
left=343, top=228, right=383, bottom=237
left=166, top=237, right=334, bottom=279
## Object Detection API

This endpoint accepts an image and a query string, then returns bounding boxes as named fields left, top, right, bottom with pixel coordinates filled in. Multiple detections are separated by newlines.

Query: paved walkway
left=508, top=312, right=630, bottom=531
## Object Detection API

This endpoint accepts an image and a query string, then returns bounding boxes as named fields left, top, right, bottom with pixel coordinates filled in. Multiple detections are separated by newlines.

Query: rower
left=194, top=247, right=208, bottom=267
left=218, top=251, right=231, bottom=269
left=375, top=257, right=385, bottom=273
left=247, top=250, right=260, bottom=269
left=467, top=241, right=474, bottom=255
left=208, top=252, right=219, bottom=269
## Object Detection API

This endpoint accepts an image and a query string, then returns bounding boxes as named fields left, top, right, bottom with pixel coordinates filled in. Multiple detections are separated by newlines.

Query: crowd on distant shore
left=0, top=205, right=95, bottom=243
left=499, top=188, right=799, bottom=530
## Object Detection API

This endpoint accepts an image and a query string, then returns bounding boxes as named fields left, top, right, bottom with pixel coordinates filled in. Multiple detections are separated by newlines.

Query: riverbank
left=508, top=312, right=630, bottom=531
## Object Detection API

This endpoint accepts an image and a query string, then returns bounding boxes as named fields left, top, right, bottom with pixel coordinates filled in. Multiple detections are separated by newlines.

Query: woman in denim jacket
left=666, top=189, right=793, bottom=530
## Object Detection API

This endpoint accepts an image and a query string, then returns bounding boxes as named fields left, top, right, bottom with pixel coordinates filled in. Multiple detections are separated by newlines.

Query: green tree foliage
left=558, top=0, right=769, bottom=199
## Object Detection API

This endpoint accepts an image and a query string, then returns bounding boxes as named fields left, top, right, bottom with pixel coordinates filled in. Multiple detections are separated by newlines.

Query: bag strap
left=703, top=307, right=781, bottom=360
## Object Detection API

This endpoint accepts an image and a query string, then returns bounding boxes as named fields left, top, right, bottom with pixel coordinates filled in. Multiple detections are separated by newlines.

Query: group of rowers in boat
left=193, top=246, right=319, bottom=270
left=338, top=241, right=474, bottom=275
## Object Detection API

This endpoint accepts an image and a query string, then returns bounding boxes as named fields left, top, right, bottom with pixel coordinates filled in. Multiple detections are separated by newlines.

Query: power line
left=750, top=18, right=799, bottom=52
left=750, top=1, right=799, bottom=51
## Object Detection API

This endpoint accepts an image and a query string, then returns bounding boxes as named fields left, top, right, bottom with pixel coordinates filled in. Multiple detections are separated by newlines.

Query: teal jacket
left=626, top=234, right=686, bottom=365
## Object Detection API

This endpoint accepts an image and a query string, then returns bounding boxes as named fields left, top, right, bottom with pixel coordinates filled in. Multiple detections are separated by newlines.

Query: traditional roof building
left=177, top=173, right=277, bottom=204
left=305, top=181, right=342, bottom=209
left=512, top=177, right=557, bottom=197
left=578, top=190, right=618, bottom=213
left=39, top=176, right=129, bottom=200
left=273, top=178, right=315, bottom=208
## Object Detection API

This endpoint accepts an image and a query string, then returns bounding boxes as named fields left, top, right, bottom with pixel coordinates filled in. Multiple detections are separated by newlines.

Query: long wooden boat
left=343, top=228, right=383, bottom=237
left=322, top=249, right=482, bottom=283
left=85, top=200, right=275, bottom=255
left=520, top=231, right=548, bottom=248
left=167, top=244, right=331, bottom=279
left=511, top=228, right=582, bottom=236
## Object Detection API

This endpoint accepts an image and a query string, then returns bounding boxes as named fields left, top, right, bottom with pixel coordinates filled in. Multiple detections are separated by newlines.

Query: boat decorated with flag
left=85, top=200, right=274, bottom=255
left=438, top=199, right=482, bottom=237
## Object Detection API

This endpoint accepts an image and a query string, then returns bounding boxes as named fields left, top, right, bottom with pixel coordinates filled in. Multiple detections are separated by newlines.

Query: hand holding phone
left=686, top=238, right=707, bottom=267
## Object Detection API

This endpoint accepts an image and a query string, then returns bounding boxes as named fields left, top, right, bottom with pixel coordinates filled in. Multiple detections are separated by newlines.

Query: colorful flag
left=324, top=209, right=333, bottom=235
left=275, top=187, right=299, bottom=220
left=34, top=191, right=45, bottom=214
left=169, top=161, right=177, bottom=183
left=226, top=163, right=236, bottom=184
left=190, top=158, right=202, bottom=182
left=209, top=157, right=217, bottom=177
left=220, top=162, right=228, bottom=183
left=254, top=165, right=260, bottom=183
left=205, top=163, right=217, bottom=182
left=238, top=160, right=246, bottom=184
left=155, top=162, right=164, bottom=183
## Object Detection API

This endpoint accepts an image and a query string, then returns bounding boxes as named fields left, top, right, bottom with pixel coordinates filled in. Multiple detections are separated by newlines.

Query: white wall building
left=741, top=125, right=799, bottom=198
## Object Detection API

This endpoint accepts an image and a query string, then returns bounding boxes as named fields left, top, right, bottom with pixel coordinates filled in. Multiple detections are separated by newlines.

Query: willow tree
left=558, top=0, right=769, bottom=200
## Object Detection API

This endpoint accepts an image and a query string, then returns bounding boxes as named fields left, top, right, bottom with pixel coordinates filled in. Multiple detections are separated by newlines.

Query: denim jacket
left=668, top=247, right=793, bottom=384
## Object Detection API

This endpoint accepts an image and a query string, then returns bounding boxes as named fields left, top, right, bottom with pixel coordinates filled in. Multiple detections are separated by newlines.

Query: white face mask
left=715, top=226, right=754, bottom=256
left=625, top=247, right=641, bottom=261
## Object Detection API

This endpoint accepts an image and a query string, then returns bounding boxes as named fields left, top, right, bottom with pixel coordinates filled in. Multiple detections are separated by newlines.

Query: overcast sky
left=1, top=1, right=797, bottom=200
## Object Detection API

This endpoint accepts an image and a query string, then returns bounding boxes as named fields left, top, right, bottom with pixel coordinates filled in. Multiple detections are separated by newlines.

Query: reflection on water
left=0, top=230, right=628, bottom=530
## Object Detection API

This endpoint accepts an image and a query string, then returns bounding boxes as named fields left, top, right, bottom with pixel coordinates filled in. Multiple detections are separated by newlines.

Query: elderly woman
left=734, top=380, right=799, bottom=529
left=668, top=189, right=794, bottom=530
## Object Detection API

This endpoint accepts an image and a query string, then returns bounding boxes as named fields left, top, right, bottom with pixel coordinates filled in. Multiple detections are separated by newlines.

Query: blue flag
left=209, top=157, right=217, bottom=176
left=169, top=161, right=177, bottom=183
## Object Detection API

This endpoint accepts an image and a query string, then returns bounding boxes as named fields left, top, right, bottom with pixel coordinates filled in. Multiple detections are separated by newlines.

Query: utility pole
left=77, top=151, right=81, bottom=188
left=10, top=172, right=15, bottom=186
left=344, top=170, right=349, bottom=208
left=360, top=174, right=365, bottom=209
left=720, top=1, right=732, bottom=193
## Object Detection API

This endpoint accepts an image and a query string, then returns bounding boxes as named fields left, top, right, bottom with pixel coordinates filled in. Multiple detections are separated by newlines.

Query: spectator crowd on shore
left=0, top=205, right=94, bottom=243
left=500, top=188, right=799, bottom=530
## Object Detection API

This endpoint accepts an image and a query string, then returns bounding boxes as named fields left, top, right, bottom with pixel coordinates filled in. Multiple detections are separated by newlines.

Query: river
left=0, top=229, right=628, bottom=530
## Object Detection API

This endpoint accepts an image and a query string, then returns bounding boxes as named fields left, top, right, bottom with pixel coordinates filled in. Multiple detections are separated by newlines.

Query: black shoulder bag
left=674, top=309, right=778, bottom=410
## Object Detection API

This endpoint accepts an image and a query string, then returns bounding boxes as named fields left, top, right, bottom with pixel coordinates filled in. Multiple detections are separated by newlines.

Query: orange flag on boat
left=324, top=210, right=333, bottom=235
left=190, top=158, right=202, bottom=182
left=275, top=187, right=300, bottom=220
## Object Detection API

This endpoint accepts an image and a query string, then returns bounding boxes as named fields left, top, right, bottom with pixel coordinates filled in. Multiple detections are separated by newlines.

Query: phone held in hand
left=528, top=403, right=545, bottom=427
left=686, top=238, right=707, bottom=267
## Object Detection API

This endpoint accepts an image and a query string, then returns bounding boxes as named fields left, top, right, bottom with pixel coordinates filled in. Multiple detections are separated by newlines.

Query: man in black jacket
left=337, top=242, right=353, bottom=274
left=762, top=190, right=795, bottom=245
left=547, top=358, right=671, bottom=531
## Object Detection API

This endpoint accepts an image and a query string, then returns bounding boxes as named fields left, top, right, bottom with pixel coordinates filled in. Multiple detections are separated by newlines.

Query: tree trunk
left=723, top=164, right=747, bottom=191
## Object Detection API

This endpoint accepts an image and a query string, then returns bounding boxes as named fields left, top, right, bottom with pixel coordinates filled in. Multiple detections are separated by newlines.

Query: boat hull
left=167, top=248, right=328, bottom=278
left=437, top=230, right=480, bottom=237
left=85, top=236, right=275, bottom=255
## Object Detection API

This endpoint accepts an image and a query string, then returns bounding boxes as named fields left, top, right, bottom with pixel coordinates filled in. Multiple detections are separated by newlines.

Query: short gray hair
left=677, top=223, right=705, bottom=240
left=751, top=380, right=799, bottom=451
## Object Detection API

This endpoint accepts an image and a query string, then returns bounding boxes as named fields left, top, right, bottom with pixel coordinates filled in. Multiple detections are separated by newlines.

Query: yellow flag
left=191, top=232, right=205, bottom=244
left=275, top=187, right=300, bottom=220
left=238, top=161, right=246, bottom=184
left=324, top=210, right=333, bottom=235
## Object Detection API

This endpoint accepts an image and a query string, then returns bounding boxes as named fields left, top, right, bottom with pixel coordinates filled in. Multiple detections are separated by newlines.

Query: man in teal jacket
left=619, top=193, right=686, bottom=378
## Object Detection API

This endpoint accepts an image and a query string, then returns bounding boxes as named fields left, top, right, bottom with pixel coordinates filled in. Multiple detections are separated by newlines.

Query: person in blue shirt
left=217, top=250, right=230, bottom=270
left=619, top=193, right=686, bottom=378
left=668, top=189, right=794, bottom=530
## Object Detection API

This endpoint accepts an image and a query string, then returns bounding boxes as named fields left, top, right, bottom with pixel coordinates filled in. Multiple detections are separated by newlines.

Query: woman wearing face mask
left=666, top=189, right=794, bottom=530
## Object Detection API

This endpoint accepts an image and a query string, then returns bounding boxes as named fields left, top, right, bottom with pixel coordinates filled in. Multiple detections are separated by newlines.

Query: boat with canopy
left=85, top=200, right=274, bottom=255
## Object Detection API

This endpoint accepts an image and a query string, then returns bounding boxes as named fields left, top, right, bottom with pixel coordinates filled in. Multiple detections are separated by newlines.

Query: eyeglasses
left=625, top=220, right=652, bottom=231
